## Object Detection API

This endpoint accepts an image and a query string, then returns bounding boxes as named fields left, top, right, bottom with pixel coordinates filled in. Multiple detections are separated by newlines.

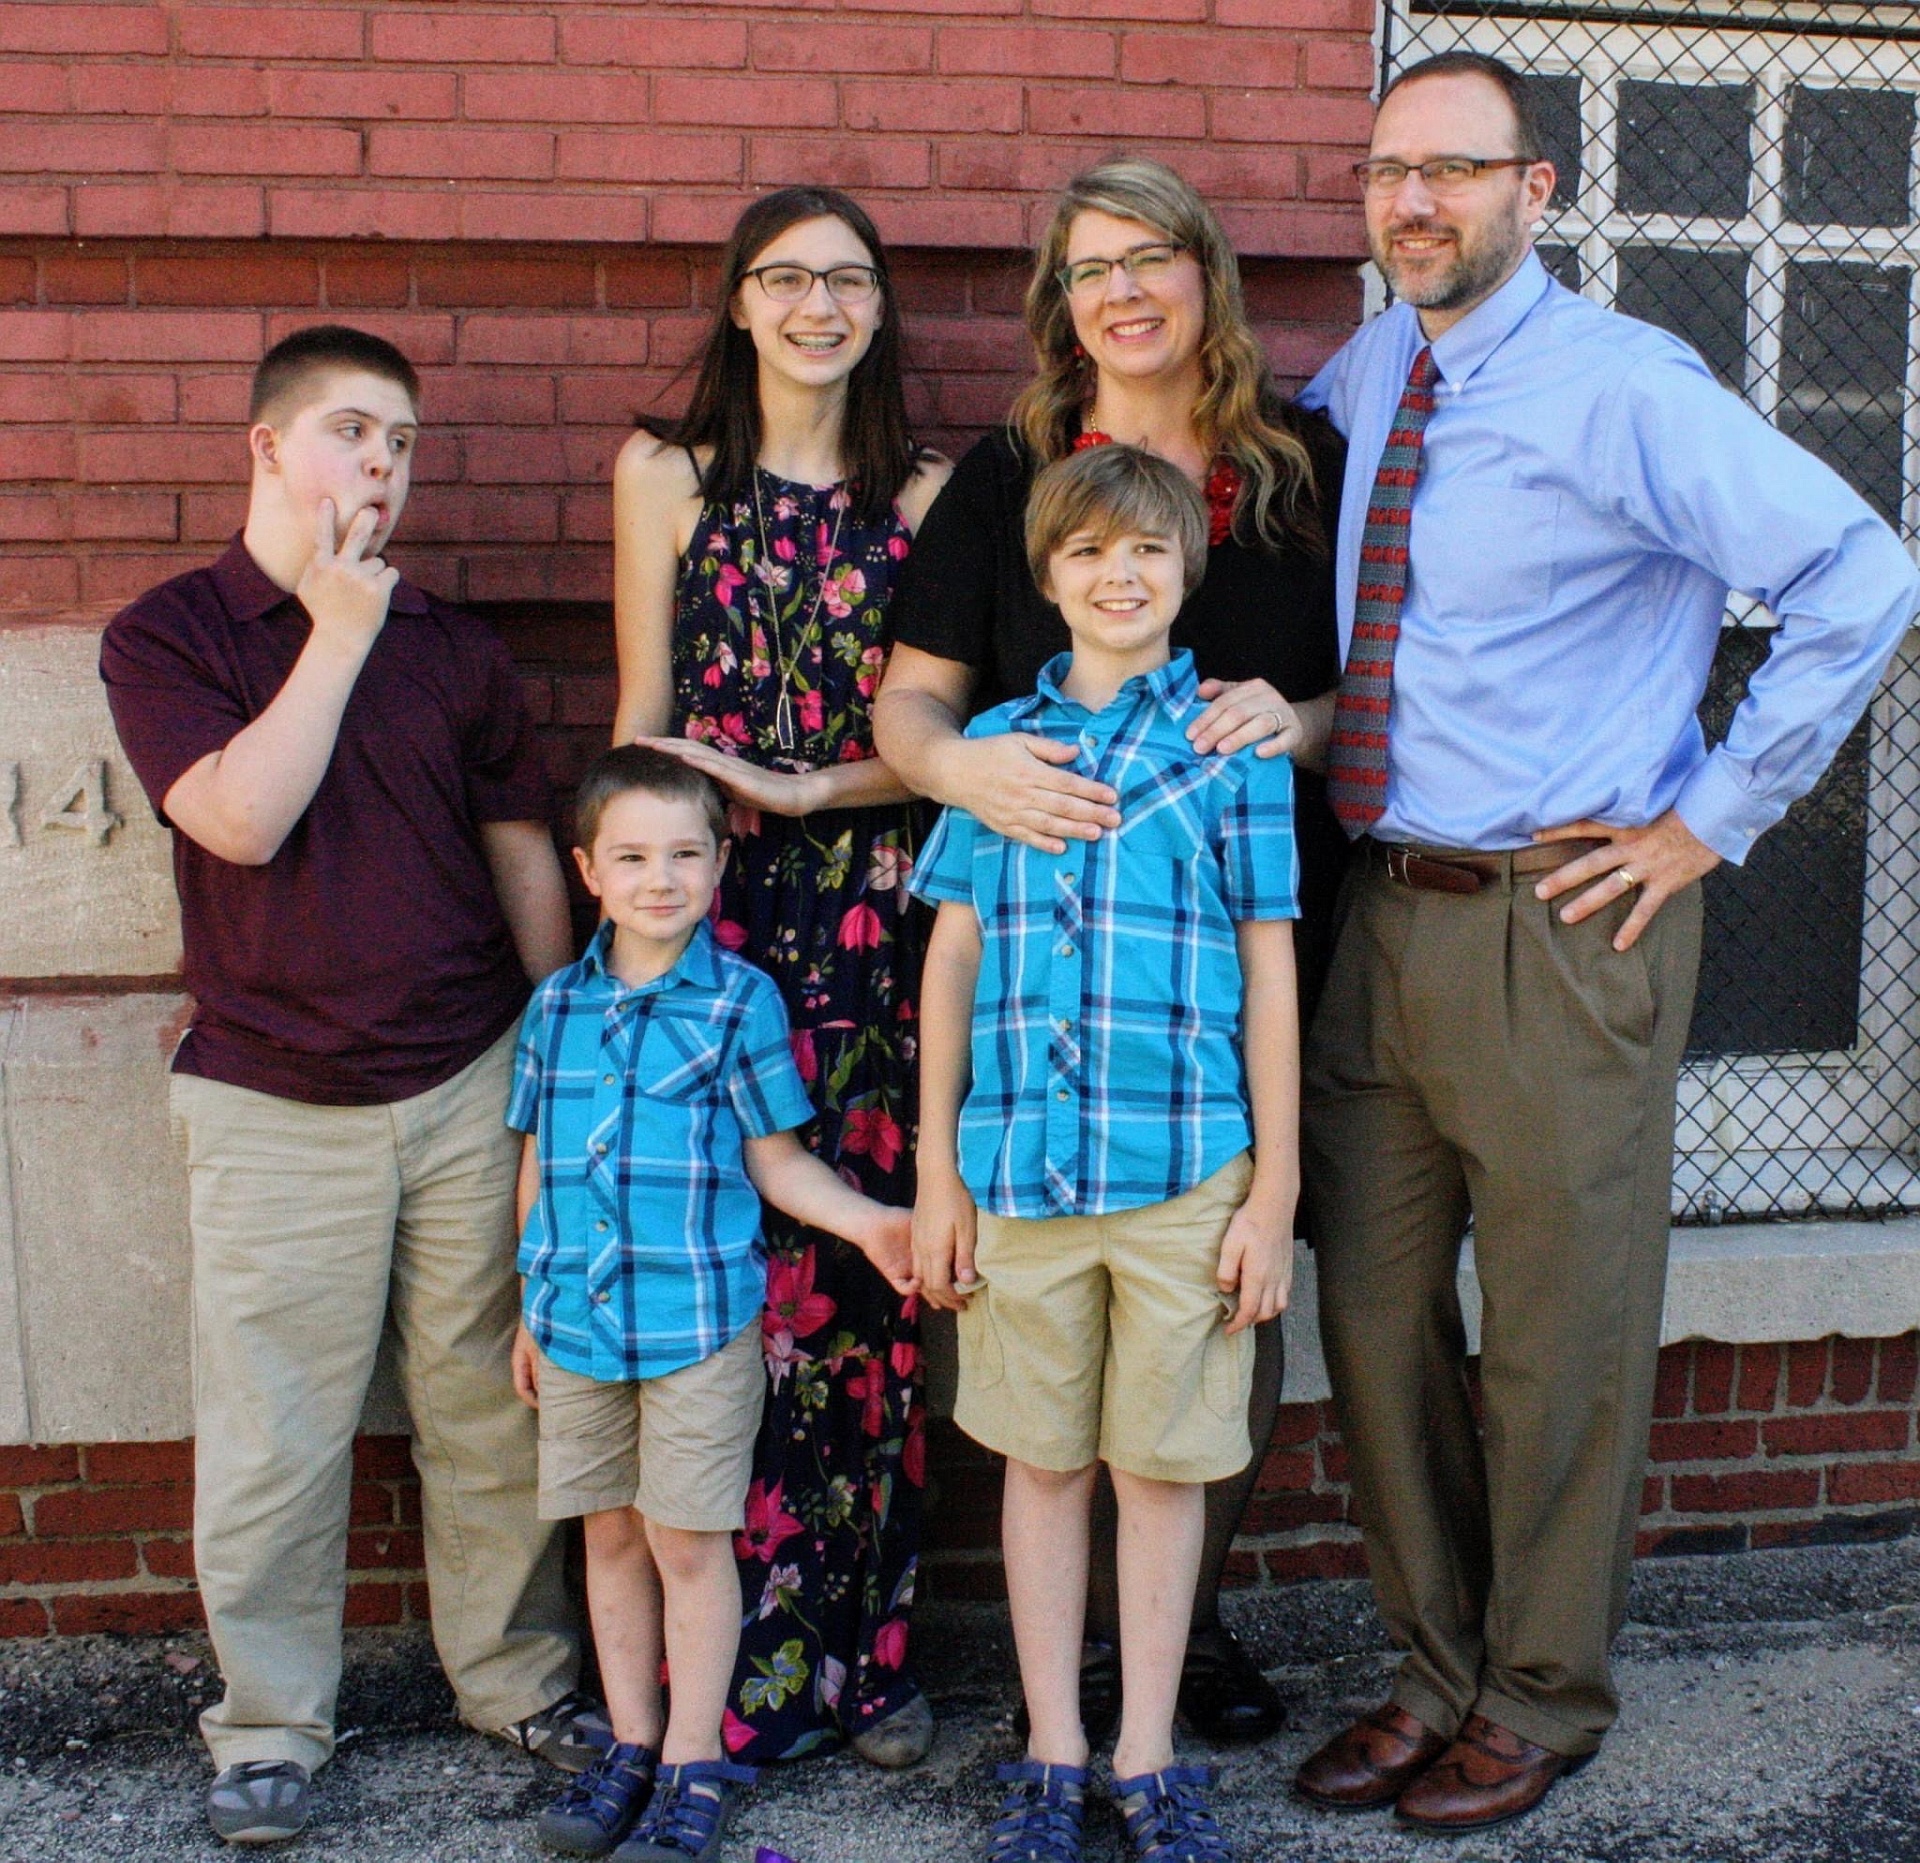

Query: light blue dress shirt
left=1300, top=250, right=1919, bottom=863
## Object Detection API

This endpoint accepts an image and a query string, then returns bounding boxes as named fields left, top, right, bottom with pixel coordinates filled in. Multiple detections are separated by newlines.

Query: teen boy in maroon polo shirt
left=101, top=326, right=601, bottom=1847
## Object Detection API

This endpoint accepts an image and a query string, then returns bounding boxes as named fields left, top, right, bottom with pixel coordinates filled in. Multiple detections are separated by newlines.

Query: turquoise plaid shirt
left=507, top=920, right=814, bottom=1381
left=910, top=649, right=1299, bottom=1219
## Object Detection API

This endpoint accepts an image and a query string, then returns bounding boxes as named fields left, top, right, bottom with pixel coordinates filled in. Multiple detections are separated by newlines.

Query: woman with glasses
left=874, top=156, right=1346, bottom=1748
left=611, top=186, right=950, bottom=1769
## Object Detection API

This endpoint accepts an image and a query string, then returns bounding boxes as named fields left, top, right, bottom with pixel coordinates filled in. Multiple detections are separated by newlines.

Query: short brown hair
left=1381, top=51, right=1546, bottom=162
left=1024, top=445, right=1209, bottom=599
left=573, top=745, right=729, bottom=852
left=249, top=324, right=422, bottom=426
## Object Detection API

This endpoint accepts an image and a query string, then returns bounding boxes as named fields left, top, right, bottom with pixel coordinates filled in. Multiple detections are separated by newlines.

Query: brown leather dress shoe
left=1293, top=1701, right=1451, bottom=1810
left=1393, top=1712, right=1594, bottom=1832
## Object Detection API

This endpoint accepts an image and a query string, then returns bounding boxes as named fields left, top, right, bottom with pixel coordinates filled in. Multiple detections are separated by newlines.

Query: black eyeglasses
left=1055, top=243, right=1188, bottom=297
left=1351, top=156, right=1539, bottom=196
left=740, top=263, right=881, bottom=306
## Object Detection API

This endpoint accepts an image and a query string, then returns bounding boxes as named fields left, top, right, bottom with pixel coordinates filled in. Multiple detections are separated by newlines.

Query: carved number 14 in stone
left=0, top=759, right=123, bottom=848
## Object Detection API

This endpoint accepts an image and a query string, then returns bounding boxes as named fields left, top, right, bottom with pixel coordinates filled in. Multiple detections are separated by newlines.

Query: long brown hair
left=648, top=187, right=918, bottom=525
left=1010, top=158, right=1323, bottom=554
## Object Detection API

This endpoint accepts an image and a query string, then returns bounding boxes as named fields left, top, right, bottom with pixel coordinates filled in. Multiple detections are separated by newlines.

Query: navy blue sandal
left=1113, top=1764, right=1233, bottom=1862
left=537, top=1740, right=657, bottom=1856
left=985, top=1760, right=1088, bottom=1863
left=611, top=1759, right=755, bottom=1861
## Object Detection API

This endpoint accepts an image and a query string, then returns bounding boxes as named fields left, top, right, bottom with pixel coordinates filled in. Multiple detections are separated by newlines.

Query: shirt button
left=593, top=1142, right=609, bottom=1156
left=1057, top=1016, right=1073, bottom=1031
left=596, top=1220, right=609, bottom=1232
left=1056, top=1089, right=1070, bottom=1102
left=603, top=1074, right=616, bottom=1086
left=1058, top=942, right=1074, bottom=958
left=593, top=1290, right=610, bottom=1305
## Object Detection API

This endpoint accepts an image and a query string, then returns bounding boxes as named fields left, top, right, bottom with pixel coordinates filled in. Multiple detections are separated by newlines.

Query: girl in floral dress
left=610, top=187, right=949, bottom=1767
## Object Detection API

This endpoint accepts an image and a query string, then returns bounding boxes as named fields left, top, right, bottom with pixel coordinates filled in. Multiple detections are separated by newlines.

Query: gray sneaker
left=497, top=1690, right=614, bottom=1774
left=206, top=1760, right=311, bottom=1845
left=851, top=1691, right=934, bottom=1769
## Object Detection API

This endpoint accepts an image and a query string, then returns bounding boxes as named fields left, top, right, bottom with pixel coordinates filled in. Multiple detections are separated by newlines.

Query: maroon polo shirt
left=101, top=535, right=551, bottom=1106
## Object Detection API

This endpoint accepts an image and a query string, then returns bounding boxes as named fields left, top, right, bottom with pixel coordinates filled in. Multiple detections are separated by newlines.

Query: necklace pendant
left=774, top=688, right=796, bottom=751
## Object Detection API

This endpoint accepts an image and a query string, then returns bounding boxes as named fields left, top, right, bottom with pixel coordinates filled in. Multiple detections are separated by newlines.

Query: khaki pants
left=170, top=1028, right=577, bottom=1772
left=1303, top=856, right=1701, bottom=1757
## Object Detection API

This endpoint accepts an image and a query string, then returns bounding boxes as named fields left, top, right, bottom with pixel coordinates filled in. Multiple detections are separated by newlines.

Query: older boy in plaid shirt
left=911, top=447, right=1301, bottom=1863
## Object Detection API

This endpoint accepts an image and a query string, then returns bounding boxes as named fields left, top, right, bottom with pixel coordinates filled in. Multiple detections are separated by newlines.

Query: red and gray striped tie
left=1327, top=344, right=1439, bottom=832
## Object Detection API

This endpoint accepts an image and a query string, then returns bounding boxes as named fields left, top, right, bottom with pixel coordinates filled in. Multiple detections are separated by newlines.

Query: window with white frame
left=1381, top=1, right=1920, bottom=1220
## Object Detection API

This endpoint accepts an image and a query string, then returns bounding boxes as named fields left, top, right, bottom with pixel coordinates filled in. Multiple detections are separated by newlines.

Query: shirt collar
left=581, top=917, right=725, bottom=994
left=1012, top=647, right=1199, bottom=723
left=211, top=532, right=431, bottom=624
left=1428, top=248, right=1552, bottom=391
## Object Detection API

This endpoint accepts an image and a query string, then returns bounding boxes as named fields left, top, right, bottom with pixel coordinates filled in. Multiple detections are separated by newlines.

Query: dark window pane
left=1619, top=80, right=1753, bottom=218
left=1688, top=625, right=1868, bottom=1060
left=1616, top=246, right=1747, bottom=387
left=1528, top=72, right=1583, bottom=209
left=1780, top=261, right=1910, bottom=524
left=1785, top=86, right=1915, bottom=228
left=1538, top=242, right=1583, bottom=289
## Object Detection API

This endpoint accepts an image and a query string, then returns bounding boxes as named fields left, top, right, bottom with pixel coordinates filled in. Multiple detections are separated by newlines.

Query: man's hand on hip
left=1532, top=810, right=1721, bottom=952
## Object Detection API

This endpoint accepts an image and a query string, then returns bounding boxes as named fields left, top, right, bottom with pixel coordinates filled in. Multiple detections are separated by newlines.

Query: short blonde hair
left=1024, top=445, right=1209, bottom=599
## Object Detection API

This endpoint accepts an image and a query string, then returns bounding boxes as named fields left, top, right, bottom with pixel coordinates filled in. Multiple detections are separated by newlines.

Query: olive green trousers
left=1304, top=854, right=1702, bottom=1757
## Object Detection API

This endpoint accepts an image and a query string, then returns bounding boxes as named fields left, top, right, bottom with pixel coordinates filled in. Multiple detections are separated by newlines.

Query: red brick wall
left=0, top=241, right=1363, bottom=612
left=0, top=0, right=1375, bottom=606
left=0, top=1437, right=426, bottom=1638
left=10, top=1337, right=1908, bottom=1638
left=0, top=1, right=1371, bottom=254
left=924, top=1335, right=1920, bottom=1599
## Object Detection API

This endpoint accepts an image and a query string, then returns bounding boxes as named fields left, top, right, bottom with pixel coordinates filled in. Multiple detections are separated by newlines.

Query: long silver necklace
left=751, top=463, right=847, bottom=753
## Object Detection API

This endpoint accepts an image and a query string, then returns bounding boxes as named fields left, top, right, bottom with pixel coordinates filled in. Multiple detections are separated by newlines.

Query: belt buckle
left=1383, top=843, right=1413, bottom=887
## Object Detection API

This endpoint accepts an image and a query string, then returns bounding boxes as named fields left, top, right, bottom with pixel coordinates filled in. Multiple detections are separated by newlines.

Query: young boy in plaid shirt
left=508, top=746, right=914, bottom=1862
left=910, top=447, right=1301, bottom=1863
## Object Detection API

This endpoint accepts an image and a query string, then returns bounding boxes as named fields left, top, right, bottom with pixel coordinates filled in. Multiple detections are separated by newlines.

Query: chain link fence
left=1380, top=0, right=1920, bottom=1220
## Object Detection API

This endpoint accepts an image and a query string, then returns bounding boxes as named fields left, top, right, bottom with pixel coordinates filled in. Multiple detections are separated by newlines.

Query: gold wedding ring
left=1617, top=866, right=1640, bottom=890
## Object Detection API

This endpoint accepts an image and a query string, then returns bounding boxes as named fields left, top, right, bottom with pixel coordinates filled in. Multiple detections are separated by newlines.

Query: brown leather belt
left=1360, top=836, right=1605, bottom=896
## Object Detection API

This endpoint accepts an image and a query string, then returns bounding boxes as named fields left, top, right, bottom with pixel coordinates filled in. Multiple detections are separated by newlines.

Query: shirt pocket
left=1115, top=774, right=1210, bottom=862
left=636, top=1012, right=727, bottom=1105
left=1417, top=484, right=1561, bottom=622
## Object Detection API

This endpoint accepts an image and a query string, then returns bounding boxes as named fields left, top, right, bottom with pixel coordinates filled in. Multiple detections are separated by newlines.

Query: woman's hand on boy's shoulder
left=911, top=1167, right=979, bottom=1312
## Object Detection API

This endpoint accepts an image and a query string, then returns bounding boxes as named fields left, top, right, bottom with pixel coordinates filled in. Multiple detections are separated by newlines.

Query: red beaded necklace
left=1071, top=429, right=1242, bottom=547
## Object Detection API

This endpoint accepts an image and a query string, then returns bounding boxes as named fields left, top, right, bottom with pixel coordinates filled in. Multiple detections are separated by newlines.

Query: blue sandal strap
left=1113, top=1765, right=1232, bottom=1862
left=986, top=1761, right=1088, bottom=1863
left=548, top=1741, right=656, bottom=1821
left=629, top=1760, right=756, bottom=1854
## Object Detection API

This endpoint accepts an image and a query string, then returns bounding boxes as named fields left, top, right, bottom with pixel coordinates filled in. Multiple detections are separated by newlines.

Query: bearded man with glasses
left=1293, top=49, right=1917, bottom=1833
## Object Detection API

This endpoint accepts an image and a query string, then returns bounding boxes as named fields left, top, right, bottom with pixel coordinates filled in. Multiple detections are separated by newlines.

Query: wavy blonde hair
left=1010, top=157, right=1324, bottom=554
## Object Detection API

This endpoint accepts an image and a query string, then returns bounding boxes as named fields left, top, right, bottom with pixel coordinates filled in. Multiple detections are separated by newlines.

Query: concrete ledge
left=1276, top=1217, right=1920, bottom=1405
left=4, top=988, right=1918, bottom=1436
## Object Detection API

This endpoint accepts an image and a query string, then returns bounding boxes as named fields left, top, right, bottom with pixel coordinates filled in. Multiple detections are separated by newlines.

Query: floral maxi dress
left=671, top=467, right=928, bottom=1761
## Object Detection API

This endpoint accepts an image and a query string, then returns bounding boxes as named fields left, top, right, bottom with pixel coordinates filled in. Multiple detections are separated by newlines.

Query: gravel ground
left=3, top=1539, right=1916, bottom=1862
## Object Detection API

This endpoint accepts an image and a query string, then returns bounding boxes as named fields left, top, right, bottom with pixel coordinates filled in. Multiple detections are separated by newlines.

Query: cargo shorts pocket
left=955, top=1275, right=1004, bottom=1392
left=1201, top=1298, right=1247, bottom=1420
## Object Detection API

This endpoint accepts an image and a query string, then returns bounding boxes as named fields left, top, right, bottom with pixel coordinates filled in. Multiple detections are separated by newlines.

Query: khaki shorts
left=534, top=1321, right=765, bottom=1531
left=955, top=1151, right=1256, bottom=1484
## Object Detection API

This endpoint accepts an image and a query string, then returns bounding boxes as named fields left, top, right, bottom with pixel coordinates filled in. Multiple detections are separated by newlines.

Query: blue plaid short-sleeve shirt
left=507, top=919, right=815, bottom=1381
left=909, top=649, right=1299, bottom=1220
